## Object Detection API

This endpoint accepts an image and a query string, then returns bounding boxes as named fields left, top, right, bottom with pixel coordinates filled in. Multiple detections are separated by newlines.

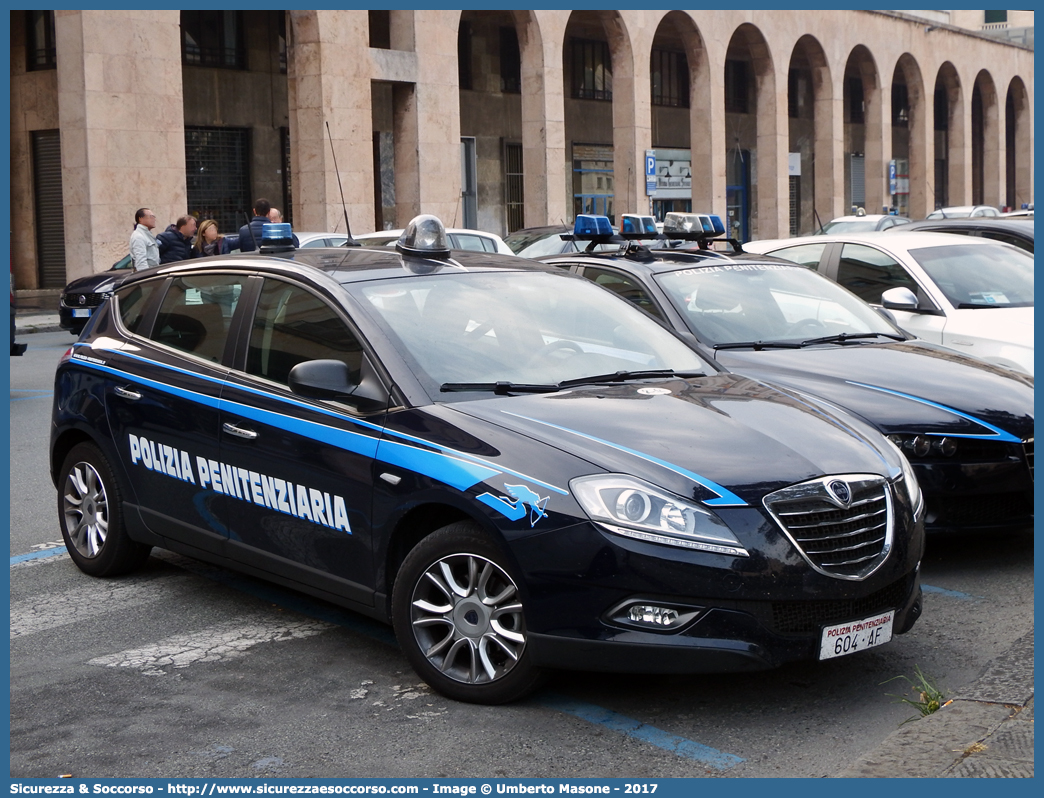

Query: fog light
left=907, top=435, right=932, bottom=457
left=628, top=605, right=681, bottom=627
left=933, top=437, right=958, bottom=457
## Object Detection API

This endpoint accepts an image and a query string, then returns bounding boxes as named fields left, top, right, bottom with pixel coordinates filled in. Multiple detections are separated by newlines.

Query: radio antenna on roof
left=326, top=121, right=360, bottom=246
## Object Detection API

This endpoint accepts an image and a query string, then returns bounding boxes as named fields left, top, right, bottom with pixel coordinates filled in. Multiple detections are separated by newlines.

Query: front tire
left=58, top=442, right=151, bottom=577
left=392, top=522, right=547, bottom=704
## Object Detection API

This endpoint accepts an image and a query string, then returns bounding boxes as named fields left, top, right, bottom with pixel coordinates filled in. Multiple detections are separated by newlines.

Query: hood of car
left=62, top=270, right=126, bottom=295
left=444, top=372, right=902, bottom=507
left=714, top=341, right=1033, bottom=441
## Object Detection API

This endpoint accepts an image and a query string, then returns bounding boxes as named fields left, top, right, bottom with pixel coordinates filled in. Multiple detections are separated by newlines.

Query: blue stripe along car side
left=501, top=411, right=749, bottom=507
left=71, top=347, right=566, bottom=503
left=845, top=381, right=1023, bottom=443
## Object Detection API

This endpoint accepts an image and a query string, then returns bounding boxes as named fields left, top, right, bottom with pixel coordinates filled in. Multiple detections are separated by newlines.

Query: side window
left=836, top=244, right=918, bottom=304
left=115, top=281, right=159, bottom=336
left=246, top=279, right=363, bottom=387
left=450, top=234, right=488, bottom=252
left=981, top=231, right=1033, bottom=253
left=767, top=243, right=828, bottom=270
left=150, top=274, right=244, bottom=362
left=582, top=267, right=665, bottom=320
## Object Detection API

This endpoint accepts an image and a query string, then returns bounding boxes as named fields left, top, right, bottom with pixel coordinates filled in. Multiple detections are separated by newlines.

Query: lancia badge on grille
left=77, top=295, right=86, bottom=305
left=827, top=479, right=852, bottom=507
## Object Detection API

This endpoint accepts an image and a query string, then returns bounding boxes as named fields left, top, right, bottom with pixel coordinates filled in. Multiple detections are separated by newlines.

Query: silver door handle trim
left=114, top=386, right=141, bottom=400
left=222, top=423, right=258, bottom=440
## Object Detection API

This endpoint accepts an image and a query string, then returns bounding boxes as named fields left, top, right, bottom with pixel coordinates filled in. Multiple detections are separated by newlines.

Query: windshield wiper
left=713, top=341, right=802, bottom=351
left=799, top=332, right=906, bottom=346
left=440, top=370, right=706, bottom=395
left=441, top=382, right=561, bottom=394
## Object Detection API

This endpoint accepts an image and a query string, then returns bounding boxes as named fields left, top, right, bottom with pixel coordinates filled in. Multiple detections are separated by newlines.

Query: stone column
left=816, top=66, right=844, bottom=223
left=519, top=10, right=569, bottom=227
left=287, top=10, right=375, bottom=236
left=610, top=13, right=651, bottom=219
left=55, top=10, right=185, bottom=280
left=865, top=76, right=887, bottom=215
left=981, top=81, right=1003, bottom=208
left=692, top=36, right=726, bottom=217
left=755, top=62, right=788, bottom=239
left=907, top=78, right=931, bottom=220
left=946, top=80, right=968, bottom=206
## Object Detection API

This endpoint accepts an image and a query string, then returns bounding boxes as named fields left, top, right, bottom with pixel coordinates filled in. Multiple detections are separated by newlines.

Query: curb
left=16, top=322, right=65, bottom=335
left=839, top=631, right=1034, bottom=777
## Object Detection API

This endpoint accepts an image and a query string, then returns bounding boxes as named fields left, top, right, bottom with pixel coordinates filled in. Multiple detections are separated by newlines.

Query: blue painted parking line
left=536, top=694, right=745, bottom=769
left=9, top=389, right=53, bottom=402
left=921, top=583, right=978, bottom=600
left=10, top=548, right=67, bottom=565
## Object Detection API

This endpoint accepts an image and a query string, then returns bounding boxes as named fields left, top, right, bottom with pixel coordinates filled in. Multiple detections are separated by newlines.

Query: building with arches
left=9, top=9, right=1033, bottom=292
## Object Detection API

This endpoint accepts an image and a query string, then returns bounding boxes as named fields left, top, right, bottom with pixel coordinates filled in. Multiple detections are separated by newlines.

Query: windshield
left=655, top=262, right=902, bottom=346
left=907, top=243, right=1034, bottom=308
left=352, top=271, right=709, bottom=393
left=819, top=220, right=880, bottom=234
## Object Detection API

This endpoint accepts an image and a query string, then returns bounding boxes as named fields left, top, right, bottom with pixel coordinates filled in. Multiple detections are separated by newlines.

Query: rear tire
left=58, top=442, right=151, bottom=577
left=392, top=521, right=547, bottom=704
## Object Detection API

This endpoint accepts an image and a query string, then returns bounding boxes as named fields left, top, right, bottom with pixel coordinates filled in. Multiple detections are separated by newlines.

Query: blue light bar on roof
left=573, top=215, right=614, bottom=237
left=620, top=214, right=657, bottom=235
left=262, top=222, right=293, bottom=242
left=662, top=212, right=725, bottom=236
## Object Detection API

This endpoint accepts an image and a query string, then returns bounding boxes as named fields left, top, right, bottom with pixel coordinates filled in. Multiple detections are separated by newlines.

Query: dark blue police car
left=540, top=214, right=1034, bottom=536
left=52, top=216, right=924, bottom=703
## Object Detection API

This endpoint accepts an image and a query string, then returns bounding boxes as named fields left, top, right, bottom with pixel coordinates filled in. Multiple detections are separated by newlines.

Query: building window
left=789, top=175, right=800, bottom=236
left=651, top=49, right=689, bottom=108
left=788, top=68, right=812, bottom=119
left=724, top=59, right=750, bottom=114
left=369, top=10, right=391, bottom=49
left=26, top=10, right=57, bottom=71
left=181, top=11, right=246, bottom=69
left=280, top=127, right=292, bottom=226
left=891, top=82, right=909, bottom=128
left=504, top=143, right=524, bottom=233
left=184, top=127, right=251, bottom=234
left=278, top=11, right=287, bottom=74
left=500, top=27, right=521, bottom=94
left=846, top=77, right=865, bottom=124
left=458, top=21, right=473, bottom=91
left=984, top=10, right=1008, bottom=24
left=572, top=143, right=614, bottom=221
left=570, top=38, right=612, bottom=101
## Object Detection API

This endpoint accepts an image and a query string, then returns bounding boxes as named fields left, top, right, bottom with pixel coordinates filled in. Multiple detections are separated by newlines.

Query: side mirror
left=288, top=357, right=389, bottom=412
left=881, top=287, right=919, bottom=311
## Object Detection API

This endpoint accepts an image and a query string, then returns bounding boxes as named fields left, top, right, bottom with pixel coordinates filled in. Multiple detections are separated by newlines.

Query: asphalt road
left=9, top=330, right=1034, bottom=778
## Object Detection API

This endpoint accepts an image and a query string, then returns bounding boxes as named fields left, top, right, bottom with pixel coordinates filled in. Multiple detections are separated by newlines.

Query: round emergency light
left=397, top=214, right=451, bottom=258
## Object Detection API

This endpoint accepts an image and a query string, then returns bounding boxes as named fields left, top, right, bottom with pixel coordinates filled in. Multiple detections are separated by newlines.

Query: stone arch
left=1004, top=75, right=1030, bottom=210
left=842, top=45, right=883, bottom=214
left=932, top=62, right=964, bottom=208
left=648, top=12, right=712, bottom=213
left=724, top=23, right=779, bottom=240
left=971, top=69, right=1001, bottom=206
left=891, top=53, right=928, bottom=218
left=787, top=34, right=833, bottom=233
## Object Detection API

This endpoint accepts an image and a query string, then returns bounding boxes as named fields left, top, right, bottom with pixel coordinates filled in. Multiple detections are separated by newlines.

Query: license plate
left=819, top=610, right=894, bottom=660
left=71, top=308, right=91, bottom=318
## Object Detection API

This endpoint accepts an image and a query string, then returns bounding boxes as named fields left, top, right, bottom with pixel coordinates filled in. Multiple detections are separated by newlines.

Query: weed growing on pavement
left=882, top=665, right=947, bottom=725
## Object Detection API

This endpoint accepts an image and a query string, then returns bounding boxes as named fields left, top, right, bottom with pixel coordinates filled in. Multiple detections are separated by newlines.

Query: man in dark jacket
left=238, top=198, right=272, bottom=252
left=157, top=216, right=198, bottom=264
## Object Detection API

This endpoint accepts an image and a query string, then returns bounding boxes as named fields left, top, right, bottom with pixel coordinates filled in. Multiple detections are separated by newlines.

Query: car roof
left=118, top=246, right=553, bottom=291
left=900, top=218, right=1034, bottom=235
left=747, top=230, right=1017, bottom=253
left=541, top=244, right=797, bottom=276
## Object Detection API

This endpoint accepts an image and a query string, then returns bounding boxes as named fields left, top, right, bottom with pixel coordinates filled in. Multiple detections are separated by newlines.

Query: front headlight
left=884, top=438, right=923, bottom=517
left=570, top=474, right=748, bottom=556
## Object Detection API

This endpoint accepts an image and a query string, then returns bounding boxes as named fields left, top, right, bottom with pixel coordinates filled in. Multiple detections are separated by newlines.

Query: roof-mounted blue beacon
left=259, top=222, right=296, bottom=255
left=661, top=212, right=735, bottom=251
left=573, top=214, right=615, bottom=237
left=620, top=214, right=658, bottom=237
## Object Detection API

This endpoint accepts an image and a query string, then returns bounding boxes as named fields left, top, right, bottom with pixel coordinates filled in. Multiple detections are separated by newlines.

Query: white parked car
left=745, top=231, right=1034, bottom=375
left=817, top=214, right=912, bottom=234
left=354, top=227, right=513, bottom=255
left=295, top=232, right=353, bottom=248
left=925, top=205, right=1001, bottom=220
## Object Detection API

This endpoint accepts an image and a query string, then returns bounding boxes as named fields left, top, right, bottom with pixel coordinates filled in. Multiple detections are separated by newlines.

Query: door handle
left=114, top=386, right=141, bottom=401
left=222, top=422, right=258, bottom=440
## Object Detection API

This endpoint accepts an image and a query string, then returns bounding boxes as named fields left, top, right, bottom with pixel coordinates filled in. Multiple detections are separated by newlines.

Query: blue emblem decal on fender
left=478, top=484, right=550, bottom=527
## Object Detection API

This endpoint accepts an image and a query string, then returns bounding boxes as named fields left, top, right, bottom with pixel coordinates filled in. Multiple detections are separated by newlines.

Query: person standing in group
left=238, top=198, right=271, bottom=252
left=129, top=208, right=160, bottom=271
left=267, top=207, right=300, bottom=247
left=157, top=215, right=199, bottom=264
left=193, top=219, right=241, bottom=256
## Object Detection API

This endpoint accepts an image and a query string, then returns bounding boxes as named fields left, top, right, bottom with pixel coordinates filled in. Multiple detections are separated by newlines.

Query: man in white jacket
left=129, top=208, right=160, bottom=271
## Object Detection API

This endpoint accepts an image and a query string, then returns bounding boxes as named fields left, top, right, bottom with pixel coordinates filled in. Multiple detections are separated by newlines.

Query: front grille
left=764, top=475, right=892, bottom=580
left=1025, top=439, right=1034, bottom=481
left=61, top=292, right=106, bottom=308
left=770, top=576, right=912, bottom=635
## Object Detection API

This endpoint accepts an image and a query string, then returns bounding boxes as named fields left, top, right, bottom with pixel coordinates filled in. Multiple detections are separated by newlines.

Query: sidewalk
left=15, top=310, right=64, bottom=335
left=840, top=630, right=1034, bottom=777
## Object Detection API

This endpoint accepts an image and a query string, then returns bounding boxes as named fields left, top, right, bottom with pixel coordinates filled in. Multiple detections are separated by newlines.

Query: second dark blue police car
left=52, top=216, right=924, bottom=703
left=540, top=214, right=1034, bottom=536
